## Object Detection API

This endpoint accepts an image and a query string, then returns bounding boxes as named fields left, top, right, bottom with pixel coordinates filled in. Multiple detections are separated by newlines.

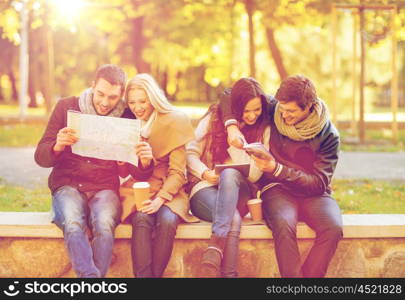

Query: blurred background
left=0, top=0, right=404, bottom=213
left=0, top=0, right=404, bottom=122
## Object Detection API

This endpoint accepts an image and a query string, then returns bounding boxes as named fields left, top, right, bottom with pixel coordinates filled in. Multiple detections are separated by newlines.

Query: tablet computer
left=214, top=163, right=250, bottom=177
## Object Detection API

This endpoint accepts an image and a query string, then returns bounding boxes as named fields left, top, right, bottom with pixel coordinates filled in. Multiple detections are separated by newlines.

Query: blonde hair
left=125, top=73, right=175, bottom=113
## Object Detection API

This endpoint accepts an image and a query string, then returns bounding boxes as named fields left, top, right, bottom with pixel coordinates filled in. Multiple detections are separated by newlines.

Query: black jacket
left=219, top=91, right=340, bottom=197
left=34, top=97, right=153, bottom=194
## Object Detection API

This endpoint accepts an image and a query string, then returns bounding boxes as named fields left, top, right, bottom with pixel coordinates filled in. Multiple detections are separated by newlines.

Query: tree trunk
left=171, top=71, right=182, bottom=101
left=228, top=0, right=237, bottom=82
left=0, top=85, right=4, bottom=102
left=359, top=6, right=366, bottom=143
left=244, top=0, right=256, bottom=78
left=265, top=27, right=288, bottom=81
left=28, top=69, right=37, bottom=107
left=28, top=16, right=37, bottom=108
left=161, top=69, right=168, bottom=98
left=39, top=3, right=55, bottom=114
left=131, top=16, right=151, bottom=73
left=8, top=71, right=18, bottom=102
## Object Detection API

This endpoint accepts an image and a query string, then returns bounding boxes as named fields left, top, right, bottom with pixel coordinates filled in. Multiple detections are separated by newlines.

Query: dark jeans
left=130, top=205, right=180, bottom=278
left=52, top=185, right=121, bottom=278
left=262, top=186, right=343, bottom=277
left=190, top=168, right=251, bottom=277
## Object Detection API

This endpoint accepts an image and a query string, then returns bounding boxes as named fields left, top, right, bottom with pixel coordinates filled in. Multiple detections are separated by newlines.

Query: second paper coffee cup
left=132, top=182, right=150, bottom=210
left=247, top=198, right=263, bottom=221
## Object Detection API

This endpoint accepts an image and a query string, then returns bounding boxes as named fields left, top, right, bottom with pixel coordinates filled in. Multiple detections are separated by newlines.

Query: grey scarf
left=274, top=98, right=329, bottom=141
left=78, top=88, right=125, bottom=117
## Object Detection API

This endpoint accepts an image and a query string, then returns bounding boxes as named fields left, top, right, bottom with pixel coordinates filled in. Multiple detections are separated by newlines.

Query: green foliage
left=0, top=1, right=20, bottom=44
left=0, top=0, right=404, bottom=110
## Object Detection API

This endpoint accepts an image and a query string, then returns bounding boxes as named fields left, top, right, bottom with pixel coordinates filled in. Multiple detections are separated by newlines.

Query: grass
left=0, top=123, right=46, bottom=147
left=0, top=184, right=51, bottom=212
left=337, top=107, right=405, bottom=122
left=2, top=103, right=404, bottom=120
left=332, top=179, right=405, bottom=214
left=0, top=104, right=47, bottom=117
left=0, top=102, right=211, bottom=147
left=340, top=128, right=405, bottom=152
left=0, top=179, right=404, bottom=213
left=0, top=102, right=210, bottom=119
left=1, top=102, right=404, bottom=151
left=2, top=124, right=404, bottom=151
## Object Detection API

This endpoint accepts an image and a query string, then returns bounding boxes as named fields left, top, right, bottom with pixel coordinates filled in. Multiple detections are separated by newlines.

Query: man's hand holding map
left=67, top=110, right=141, bottom=165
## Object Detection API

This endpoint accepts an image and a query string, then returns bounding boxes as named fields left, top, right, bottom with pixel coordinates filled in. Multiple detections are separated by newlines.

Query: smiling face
left=278, top=100, right=311, bottom=125
left=127, top=88, right=155, bottom=121
left=91, top=78, right=123, bottom=115
left=242, top=97, right=262, bottom=126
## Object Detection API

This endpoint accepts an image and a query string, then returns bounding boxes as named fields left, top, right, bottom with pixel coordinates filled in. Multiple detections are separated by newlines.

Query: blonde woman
left=119, top=73, right=197, bottom=278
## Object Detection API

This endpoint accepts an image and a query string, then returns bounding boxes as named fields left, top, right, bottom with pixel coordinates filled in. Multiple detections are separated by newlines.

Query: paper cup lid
left=247, top=198, right=262, bottom=204
left=132, top=182, right=150, bottom=188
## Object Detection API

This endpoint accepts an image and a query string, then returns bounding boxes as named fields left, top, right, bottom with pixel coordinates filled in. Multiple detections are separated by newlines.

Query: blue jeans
left=190, top=168, right=251, bottom=277
left=131, top=205, right=180, bottom=278
left=52, top=185, right=121, bottom=278
left=262, top=186, right=343, bottom=277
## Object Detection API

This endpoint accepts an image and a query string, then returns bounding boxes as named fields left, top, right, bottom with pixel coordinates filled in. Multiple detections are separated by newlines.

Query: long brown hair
left=231, top=77, right=268, bottom=144
left=203, top=77, right=268, bottom=165
left=202, top=103, right=228, bottom=164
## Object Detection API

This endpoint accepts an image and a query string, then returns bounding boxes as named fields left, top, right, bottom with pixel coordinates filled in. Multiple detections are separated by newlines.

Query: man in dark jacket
left=35, top=64, right=153, bottom=277
left=221, top=75, right=342, bottom=277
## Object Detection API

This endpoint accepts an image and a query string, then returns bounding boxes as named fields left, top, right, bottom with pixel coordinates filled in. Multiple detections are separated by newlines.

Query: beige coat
left=121, top=110, right=199, bottom=223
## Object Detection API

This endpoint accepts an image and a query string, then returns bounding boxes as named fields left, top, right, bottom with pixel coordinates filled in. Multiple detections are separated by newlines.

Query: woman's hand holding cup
left=140, top=197, right=165, bottom=214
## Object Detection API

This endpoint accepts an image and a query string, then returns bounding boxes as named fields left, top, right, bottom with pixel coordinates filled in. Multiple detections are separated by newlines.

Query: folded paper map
left=67, top=110, right=141, bottom=165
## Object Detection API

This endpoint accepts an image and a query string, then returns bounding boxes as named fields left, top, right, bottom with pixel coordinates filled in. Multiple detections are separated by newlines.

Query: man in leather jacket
left=220, top=75, right=342, bottom=277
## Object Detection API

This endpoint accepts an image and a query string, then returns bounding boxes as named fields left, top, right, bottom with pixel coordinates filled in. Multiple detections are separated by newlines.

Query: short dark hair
left=275, top=75, right=317, bottom=110
left=94, top=64, right=126, bottom=93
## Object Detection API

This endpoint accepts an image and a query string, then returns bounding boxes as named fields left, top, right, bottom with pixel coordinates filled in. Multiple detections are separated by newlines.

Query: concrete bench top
left=0, top=212, right=404, bottom=239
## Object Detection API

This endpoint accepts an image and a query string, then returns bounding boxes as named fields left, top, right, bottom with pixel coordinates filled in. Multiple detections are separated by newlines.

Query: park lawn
left=0, top=179, right=405, bottom=213
left=1, top=102, right=404, bottom=150
left=0, top=104, right=47, bottom=117
left=340, top=129, right=405, bottom=152
left=332, top=179, right=405, bottom=214
left=0, top=123, right=46, bottom=147
left=0, top=184, right=51, bottom=212
left=1, top=122, right=405, bottom=151
left=0, top=102, right=210, bottom=147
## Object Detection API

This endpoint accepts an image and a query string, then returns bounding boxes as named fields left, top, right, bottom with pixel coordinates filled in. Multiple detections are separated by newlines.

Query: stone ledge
left=0, top=212, right=404, bottom=239
left=1, top=212, right=405, bottom=277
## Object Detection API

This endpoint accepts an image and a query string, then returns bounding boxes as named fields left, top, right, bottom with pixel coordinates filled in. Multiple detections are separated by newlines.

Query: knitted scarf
left=274, top=98, right=329, bottom=141
left=78, top=88, right=125, bottom=117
